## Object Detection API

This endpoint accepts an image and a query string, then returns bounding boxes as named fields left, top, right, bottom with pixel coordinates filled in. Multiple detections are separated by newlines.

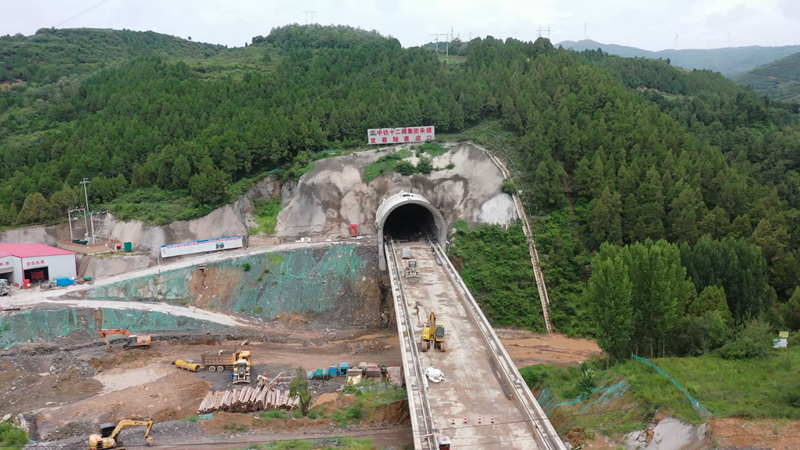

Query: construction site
left=0, top=143, right=602, bottom=450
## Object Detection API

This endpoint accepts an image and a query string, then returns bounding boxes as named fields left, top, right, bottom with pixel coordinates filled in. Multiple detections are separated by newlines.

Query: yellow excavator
left=421, top=312, right=446, bottom=352
left=89, top=418, right=155, bottom=449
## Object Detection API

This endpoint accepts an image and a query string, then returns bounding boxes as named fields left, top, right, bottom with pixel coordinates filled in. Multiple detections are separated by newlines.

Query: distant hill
left=736, top=52, right=800, bottom=102
left=557, top=39, right=800, bottom=77
left=0, top=28, right=225, bottom=85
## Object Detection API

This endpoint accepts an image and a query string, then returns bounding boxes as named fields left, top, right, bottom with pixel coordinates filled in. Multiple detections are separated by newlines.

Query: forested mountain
left=2, top=25, right=800, bottom=355
left=558, top=39, right=800, bottom=77
left=0, top=28, right=224, bottom=85
left=736, top=52, right=800, bottom=102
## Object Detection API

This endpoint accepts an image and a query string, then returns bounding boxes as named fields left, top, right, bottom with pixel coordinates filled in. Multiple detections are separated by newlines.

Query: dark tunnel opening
left=384, top=204, right=438, bottom=242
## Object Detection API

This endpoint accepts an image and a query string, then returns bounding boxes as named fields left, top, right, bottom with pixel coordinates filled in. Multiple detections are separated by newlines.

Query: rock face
left=0, top=142, right=513, bottom=251
left=275, top=142, right=517, bottom=240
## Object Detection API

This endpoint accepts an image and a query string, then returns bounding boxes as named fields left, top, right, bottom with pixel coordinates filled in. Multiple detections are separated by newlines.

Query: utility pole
left=728, top=30, right=731, bottom=48
left=303, top=11, right=315, bottom=25
left=80, top=178, right=95, bottom=244
left=584, top=23, right=588, bottom=40
left=675, top=33, right=679, bottom=50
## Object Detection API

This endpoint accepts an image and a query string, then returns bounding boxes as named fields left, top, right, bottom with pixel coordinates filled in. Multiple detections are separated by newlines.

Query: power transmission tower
left=544, top=25, right=554, bottom=40
left=431, top=33, right=439, bottom=54
left=434, top=33, right=450, bottom=63
left=584, top=23, right=588, bottom=40
left=728, top=30, right=731, bottom=47
left=675, top=33, right=679, bottom=50
left=303, top=11, right=316, bottom=25
left=536, top=25, right=543, bottom=38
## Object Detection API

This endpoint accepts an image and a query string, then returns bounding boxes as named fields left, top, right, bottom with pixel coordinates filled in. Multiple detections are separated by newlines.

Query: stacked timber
left=198, top=386, right=299, bottom=414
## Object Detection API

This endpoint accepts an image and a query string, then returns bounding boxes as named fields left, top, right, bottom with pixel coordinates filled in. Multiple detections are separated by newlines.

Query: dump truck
left=421, top=312, right=446, bottom=352
left=201, top=350, right=251, bottom=372
left=99, top=329, right=151, bottom=350
left=89, top=418, right=155, bottom=449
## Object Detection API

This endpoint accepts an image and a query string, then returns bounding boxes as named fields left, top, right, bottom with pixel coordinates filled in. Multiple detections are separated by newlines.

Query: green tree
left=17, top=193, right=51, bottom=224
left=623, top=240, right=688, bottom=357
left=189, top=157, right=229, bottom=205
left=289, top=367, right=313, bottom=416
left=782, top=287, right=800, bottom=331
left=49, top=183, right=79, bottom=218
left=172, top=154, right=193, bottom=189
left=587, top=187, right=623, bottom=246
left=585, top=245, right=634, bottom=363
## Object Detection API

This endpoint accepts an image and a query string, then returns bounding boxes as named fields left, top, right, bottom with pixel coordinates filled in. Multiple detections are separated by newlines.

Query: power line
left=53, top=0, right=116, bottom=28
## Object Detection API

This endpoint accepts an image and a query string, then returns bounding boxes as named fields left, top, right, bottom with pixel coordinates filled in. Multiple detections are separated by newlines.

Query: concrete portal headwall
left=375, top=192, right=447, bottom=270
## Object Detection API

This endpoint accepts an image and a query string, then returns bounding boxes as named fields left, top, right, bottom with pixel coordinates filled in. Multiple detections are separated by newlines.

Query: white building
left=0, top=243, right=77, bottom=286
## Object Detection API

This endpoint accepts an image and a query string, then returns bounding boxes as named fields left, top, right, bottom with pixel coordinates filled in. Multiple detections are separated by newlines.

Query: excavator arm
left=99, top=329, right=132, bottom=339
left=110, top=419, right=155, bottom=446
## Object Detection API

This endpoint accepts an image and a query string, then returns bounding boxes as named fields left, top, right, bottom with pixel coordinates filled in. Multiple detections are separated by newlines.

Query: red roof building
left=0, top=243, right=76, bottom=287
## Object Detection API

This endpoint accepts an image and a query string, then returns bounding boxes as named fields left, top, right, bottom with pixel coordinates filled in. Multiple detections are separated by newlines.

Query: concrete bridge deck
left=385, top=239, right=564, bottom=450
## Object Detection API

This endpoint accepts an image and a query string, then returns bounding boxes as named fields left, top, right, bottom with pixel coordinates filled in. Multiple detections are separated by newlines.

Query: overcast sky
left=4, top=0, right=800, bottom=51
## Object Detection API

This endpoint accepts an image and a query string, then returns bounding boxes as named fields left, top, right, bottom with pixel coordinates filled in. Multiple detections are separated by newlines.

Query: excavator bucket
left=146, top=436, right=154, bottom=446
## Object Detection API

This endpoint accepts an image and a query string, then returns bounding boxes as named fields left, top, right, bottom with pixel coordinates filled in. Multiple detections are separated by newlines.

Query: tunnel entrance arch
left=376, top=192, right=447, bottom=270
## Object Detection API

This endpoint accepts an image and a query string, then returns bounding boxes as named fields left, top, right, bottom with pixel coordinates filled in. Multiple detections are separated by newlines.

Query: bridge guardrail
left=431, top=242, right=565, bottom=450
left=385, top=241, right=437, bottom=450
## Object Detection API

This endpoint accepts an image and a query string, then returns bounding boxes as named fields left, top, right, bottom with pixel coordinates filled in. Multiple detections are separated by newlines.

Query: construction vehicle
left=98, top=329, right=151, bottom=350
left=201, top=349, right=251, bottom=373
left=0, top=279, right=10, bottom=296
left=233, top=356, right=251, bottom=384
left=88, top=418, right=155, bottom=449
left=421, top=312, right=446, bottom=352
left=405, top=259, right=421, bottom=284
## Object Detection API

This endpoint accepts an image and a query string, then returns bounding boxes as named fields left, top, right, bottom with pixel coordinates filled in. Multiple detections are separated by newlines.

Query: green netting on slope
left=215, top=244, right=365, bottom=317
left=0, top=308, right=236, bottom=349
left=538, top=380, right=632, bottom=415
left=632, top=354, right=713, bottom=419
left=0, top=309, right=87, bottom=348
left=82, top=245, right=368, bottom=319
left=99, top=309, right=234, bottom=334
left=85, top=269, right=190, bottom=301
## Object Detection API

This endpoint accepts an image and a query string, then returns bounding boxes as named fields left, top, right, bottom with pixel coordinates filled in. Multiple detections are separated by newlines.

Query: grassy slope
left=737, top=52, right=800, bottom=102
left=523, top=344, right=800, bottom=435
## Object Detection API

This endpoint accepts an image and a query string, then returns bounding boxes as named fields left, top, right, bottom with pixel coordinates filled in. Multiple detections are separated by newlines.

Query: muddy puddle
left=94, top=366, right=170, bottom=394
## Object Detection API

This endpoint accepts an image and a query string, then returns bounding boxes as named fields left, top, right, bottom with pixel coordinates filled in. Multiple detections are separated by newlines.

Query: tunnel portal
left=376, top=192, right=447, bottom=270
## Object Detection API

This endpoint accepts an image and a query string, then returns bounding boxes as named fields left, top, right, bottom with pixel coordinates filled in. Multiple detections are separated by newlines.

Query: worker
left=230, top=372, right=234, bottom=381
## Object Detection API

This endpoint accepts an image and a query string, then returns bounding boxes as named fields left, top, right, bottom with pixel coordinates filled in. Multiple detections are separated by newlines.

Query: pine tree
left=587, top=187, right=623, bottom=246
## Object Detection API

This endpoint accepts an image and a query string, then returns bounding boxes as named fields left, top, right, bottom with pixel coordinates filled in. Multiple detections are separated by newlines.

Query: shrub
left=501, top=178, right=519, bottom=195
left=417, top=157, right=433, bottom=174
left=394, top=161, right=415, bottom=176
left=0, top=422, right=28, bottom=449
left=717, top=318, right=773, bottom=360
left=253, top=306, right=263, bottom=314
left=242, top=262, right=252, bottom=272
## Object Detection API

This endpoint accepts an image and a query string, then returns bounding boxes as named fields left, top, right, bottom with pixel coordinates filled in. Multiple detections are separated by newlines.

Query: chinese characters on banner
left=26, top=260, right=45, bottom=266
left=367, top=126, right=435, bottom=145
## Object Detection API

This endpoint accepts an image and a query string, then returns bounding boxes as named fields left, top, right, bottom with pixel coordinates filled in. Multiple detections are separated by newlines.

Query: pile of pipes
left=198, top=387, right=299, bottom=413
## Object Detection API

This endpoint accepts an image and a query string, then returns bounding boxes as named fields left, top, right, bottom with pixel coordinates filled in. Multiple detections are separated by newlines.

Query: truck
left=201, top=350, right=252, bottom=372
